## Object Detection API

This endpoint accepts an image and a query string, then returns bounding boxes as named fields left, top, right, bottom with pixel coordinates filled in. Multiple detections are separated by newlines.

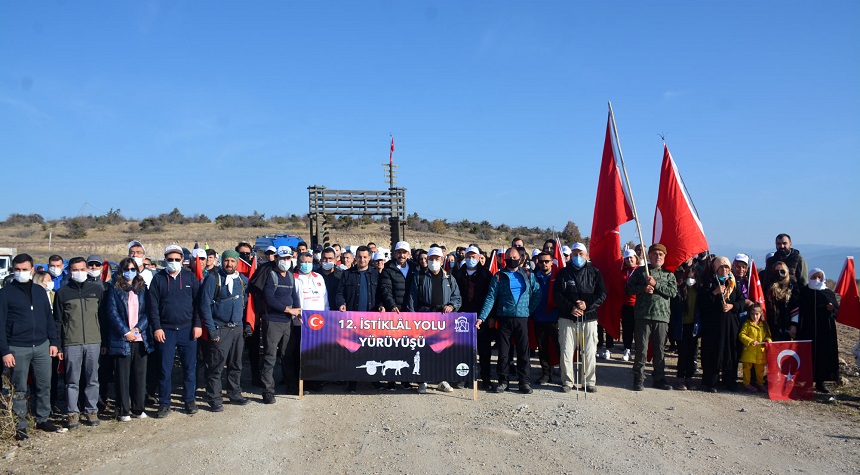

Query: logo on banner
left=456, top=363, right=470, bottom=377
left=307, top=313, right=325, bottom=331
left=454, top=316, right=469, bottom=333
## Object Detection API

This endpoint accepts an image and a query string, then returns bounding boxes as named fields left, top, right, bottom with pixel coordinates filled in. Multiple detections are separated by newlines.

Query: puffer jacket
left=554, top=263, right=606, bottom=322
left=105, top=283, right=153, bottom=356
left=625, top=265, right=678, bottom=323
left=53, top=279, right=104, bottom=347
left=738, top=319, right=771, bottom=365
left=405, top=269, right=462, bottom=312
left=379, top=260, right=417, bottom=311
left=478, top=268, right=541, bottom=320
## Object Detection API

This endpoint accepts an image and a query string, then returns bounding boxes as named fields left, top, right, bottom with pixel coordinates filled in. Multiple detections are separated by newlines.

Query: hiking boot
left=417, top=383, right=428, bottom=394
left=156, top=405, right=171, bottom=418
left=536, top=374, right=551, bottom=385
left=519, top=383, right=533, bottom=394
left=632, top=382, right=644, bottom=392
left=815, top=383, right=830, bottom=394
left=652, top=380, right=673, bottom=391
left=15, top=428, right=29, bottom=441
left=685, top=378, right=698, bottom=391
left=84, top=412, right=100, bottom=427
left=227, top=397, right=250, bottom=406
left=438, top=381, right=454, bottom=392
left=674, top=380, right=688, bottom=391
left=494, top=382, right=508, bottom=393
left=262, top=393, right=276, bottom=404
left=36, top=421, right=64, bottom=433
left=560, top=385, right=572, bottom=393
left=67, top=412, right=80, bottom=430
left=185, top=401, right=198, bottom=414
left=210, top=403, right=224, bottom=412
left=585, top=385, right=597, bottom=393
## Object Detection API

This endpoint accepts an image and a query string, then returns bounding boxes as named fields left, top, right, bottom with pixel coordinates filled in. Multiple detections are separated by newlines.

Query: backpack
left=212, top=272, right=246, bottom=309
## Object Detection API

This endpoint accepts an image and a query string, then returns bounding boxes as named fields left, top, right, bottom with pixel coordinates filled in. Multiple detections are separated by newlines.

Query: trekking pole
left=581, top=310, right=587, bottom=399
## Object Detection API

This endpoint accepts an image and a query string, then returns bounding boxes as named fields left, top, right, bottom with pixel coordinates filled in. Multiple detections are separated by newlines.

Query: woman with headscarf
left=765, top=261, right=800, bottom=341
left=698, top=256, right=744, bottom=392
left=796, top=268, right=840, bottom=393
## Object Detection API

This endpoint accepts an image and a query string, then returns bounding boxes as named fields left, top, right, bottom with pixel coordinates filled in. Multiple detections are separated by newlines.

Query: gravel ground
left=3, top=342, right=860, bottom=475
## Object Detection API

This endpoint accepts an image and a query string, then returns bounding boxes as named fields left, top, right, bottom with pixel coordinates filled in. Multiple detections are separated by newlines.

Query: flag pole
left=608, top=101, right=650, bottom=278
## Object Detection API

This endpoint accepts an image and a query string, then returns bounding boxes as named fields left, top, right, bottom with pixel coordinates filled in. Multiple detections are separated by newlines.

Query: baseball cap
left=465, top=245, right=480, bottom=255
left=164, top=244, right=184, bottom=257
left=394, top=241, right=411, bottom=253
left=734, top=253, right=750, bottom=265
left=427, top=247, right=444, bottom=258
left=276, top=246, right=293, bottom=258
left=191, top=248, right=207, bottom=260
left=623, top=249, right=637, bottom=259
left=562, top=245, right=571, bottom=256
left=372, top=251, right=385, bottom=261
left=572, top=243, right=587, bottom=252
left=86, top=254, right=103, bottom=264
left=128, top=240, right=145, bottom=253
left=265, top=246, right=277, bottom=254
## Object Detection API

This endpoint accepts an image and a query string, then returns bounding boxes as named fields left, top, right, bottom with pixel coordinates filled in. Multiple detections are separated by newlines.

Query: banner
left=300, top=311, right=477, bottom=382
left=766, top=340, right=813, bottom=401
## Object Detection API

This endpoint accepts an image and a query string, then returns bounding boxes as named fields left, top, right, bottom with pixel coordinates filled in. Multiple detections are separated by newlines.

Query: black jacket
left=335, top=267, right=379, bottom=311
left=320, top=267, right=343, bottom=310
left=379, top=260, right=417, bottom=311
left=554, top=263, right=607, bottom=322
left=456, top=265, right=492, bottom=313
left=0, top=281, right=59, bottom=356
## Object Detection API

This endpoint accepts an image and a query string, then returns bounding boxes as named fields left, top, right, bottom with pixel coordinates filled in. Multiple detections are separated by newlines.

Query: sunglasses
left=539, top=260, right=553, bottom=264
left=166, top=258, right=182, bottom=262
left=197, top=257, right=206, bottom=260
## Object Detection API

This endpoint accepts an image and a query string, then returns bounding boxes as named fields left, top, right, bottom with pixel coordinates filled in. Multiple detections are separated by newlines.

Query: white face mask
left=166, top=261, right=182, bottom=273
left=686, top=278, right=696, bottom=287
left=277, top=259, right=291, bottom=272
left=87, top=269, right=102, bottom=279
left=313, top=253, right=321, bottom=261
left=44, top=281, right=55, bottom=291
left=320, top=261, right=334, bottom=271
left=48, top=267, right=64, bottom=278
left=14, top=270, right=32, bottom=283
left=427, top=260, right=442, bottom=273
left=808, top=278, right=826, bottom=291
left=71, top=270, right=88, bottom=283
left=133, top=257, right=144, bottom=268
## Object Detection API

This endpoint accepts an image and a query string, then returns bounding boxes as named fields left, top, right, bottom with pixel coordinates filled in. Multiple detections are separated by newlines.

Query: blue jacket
left=147, top=269, right=200, bottom=330
left=105, top=284, right=153, bottom=356
left=0, top=281, right=59, bottom=356
left=478, top=268, right=541, bottom=320
left=198, top=268, right=248, bottom=336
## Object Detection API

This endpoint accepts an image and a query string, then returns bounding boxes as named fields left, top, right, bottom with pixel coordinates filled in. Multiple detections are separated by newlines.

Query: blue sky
left=2, top=1, right=858, bottom=249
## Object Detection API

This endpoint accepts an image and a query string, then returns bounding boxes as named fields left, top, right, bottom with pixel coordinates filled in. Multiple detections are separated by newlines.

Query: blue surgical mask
left=572, top=256, right=586, bottom=268
left=717, top=274, right=728, bottom=283
left=465, top=257, right=478, bottom=269
left=123, top=270, right=138, bottom=281
left=299, top=262, right=313, bottom=274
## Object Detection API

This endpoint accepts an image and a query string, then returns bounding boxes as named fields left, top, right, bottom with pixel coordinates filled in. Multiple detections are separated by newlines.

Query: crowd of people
left=0, top=233, right=851, bottom=442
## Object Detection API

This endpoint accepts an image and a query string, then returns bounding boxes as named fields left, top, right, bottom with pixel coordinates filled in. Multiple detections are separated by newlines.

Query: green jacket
left=54, top=280, right=104, bottom=347
left=625, top=265, right=677, bottom=323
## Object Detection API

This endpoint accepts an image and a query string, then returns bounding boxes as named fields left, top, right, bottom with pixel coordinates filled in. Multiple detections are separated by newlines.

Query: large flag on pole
left=238, top=257, right=258, bottom=331
left=748, top=260, right=767, bottom=320
left=835, top=257, right=860, bottom=330
left=590, top=114, right=635, bottom=341
left=553, top=237, right=566, bottom=269
left=389, top=136, right=395, bottom=165
left=766, top=340, right=814, bottom=401
left=652, top=144, right=709, bottom=272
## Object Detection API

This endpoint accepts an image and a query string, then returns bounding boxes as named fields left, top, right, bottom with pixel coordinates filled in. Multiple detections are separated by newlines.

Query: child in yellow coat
left=738, top=303, right=772, bottom=392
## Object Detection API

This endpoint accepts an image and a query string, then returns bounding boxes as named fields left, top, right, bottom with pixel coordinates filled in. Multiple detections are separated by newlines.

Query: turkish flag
left=553, top=237, right=566, bottom=270
left=389, top=136, right=395, bottom=164
left=766, top=340, right=814, bottom=401
left=835, top=257, right=860, bottom=330
left=590, top=115, right=635, bottom=341
left=488, top=249, right=500, bottom=275
left=101, top=260, right=110, bottom=282
left=749, top=260, right=767, bottom=321
left=652, top=144, right=709, bottom=272
left=238, top=257, right=258, bottom=332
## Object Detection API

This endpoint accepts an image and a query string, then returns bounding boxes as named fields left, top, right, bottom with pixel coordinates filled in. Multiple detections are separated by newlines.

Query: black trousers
left=203, top=326, right=244, bottom=404
left=114, top=342, right=148, bottom=416
left=261, top=320, right=300, bottom=394
left=497, top=317, right=530, bottom=384
left=621, top=305, right=635, bottom=351
left=245, top=317, right=262, bottom=382
left=533, top=321, right=559, bottom=377
left=477, top=323, right=498, bottom=382
left=676, top=323, right=699, bottom=379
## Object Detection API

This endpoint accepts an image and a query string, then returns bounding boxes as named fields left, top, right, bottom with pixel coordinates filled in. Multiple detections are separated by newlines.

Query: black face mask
left=505, top=259, right=519, bottom=270
left=777, top=269, right=788, bottom=279
left=239, top=252, right=252, bottom=262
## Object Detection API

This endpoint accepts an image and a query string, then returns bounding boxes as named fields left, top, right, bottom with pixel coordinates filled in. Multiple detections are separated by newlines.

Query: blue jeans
left=157, top=328, right=198, bottom=406
left=9, top=341, right=52, bottom=428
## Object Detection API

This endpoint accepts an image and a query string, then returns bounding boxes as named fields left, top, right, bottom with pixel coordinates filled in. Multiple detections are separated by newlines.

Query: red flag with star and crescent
left=237, top=257, right=258, bottom=331
left=835, top=257, right=860, bottom=330
left=748, top=260, right=767, bottom=321
left=766, top=340, right=813, bottom=401
left=590, top=114, right=635, bottom=341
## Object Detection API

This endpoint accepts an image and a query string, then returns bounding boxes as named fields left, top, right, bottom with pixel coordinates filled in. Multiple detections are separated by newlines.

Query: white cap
left=372, top=251, right=385, bottom=261
left=265, top=245, right=277, bottom=254
left=623, top=249, right=637, bottom=259
left=572, top=242, right=587, bottom=252
left=427, top=247, right=444, bottom=258
left=532, top=249, right=541, bottom=257
left=128, top=240, right=145, bottom=253
left=562, top=245, right=571, bottom=256
left=191, top=248, right=207, bottom=259
left=394, top=241, right=411, bottom=252
left=164, top=244, right=183, bottom=257
left=465, top=245, right=480, bottom=255
left=734, top=253, right=750, bottom=265
left=276, top=246, right=293, bottom=258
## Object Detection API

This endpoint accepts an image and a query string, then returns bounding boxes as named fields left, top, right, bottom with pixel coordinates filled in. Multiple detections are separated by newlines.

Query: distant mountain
left=710, top=243, right=859, bottom=281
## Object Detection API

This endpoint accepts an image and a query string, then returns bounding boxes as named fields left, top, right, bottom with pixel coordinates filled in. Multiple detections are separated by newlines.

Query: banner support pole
left=299, top=379, right=304, bottom=400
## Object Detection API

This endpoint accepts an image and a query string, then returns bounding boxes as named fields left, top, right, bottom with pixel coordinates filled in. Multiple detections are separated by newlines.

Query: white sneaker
left=438, top=381, right=453, bottom=393
left=118, top=415, right=131, bottom=422
left=417, top=383, right=428, bottom=394
left=603, top=350, right=612, bottom=360
left=622, top=349, right=631, bottom=362
left=132, top=412, right=148, bottom=419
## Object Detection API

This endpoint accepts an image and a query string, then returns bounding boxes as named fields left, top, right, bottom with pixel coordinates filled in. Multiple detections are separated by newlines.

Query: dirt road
left=3, top=355, right=859, bottom=474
